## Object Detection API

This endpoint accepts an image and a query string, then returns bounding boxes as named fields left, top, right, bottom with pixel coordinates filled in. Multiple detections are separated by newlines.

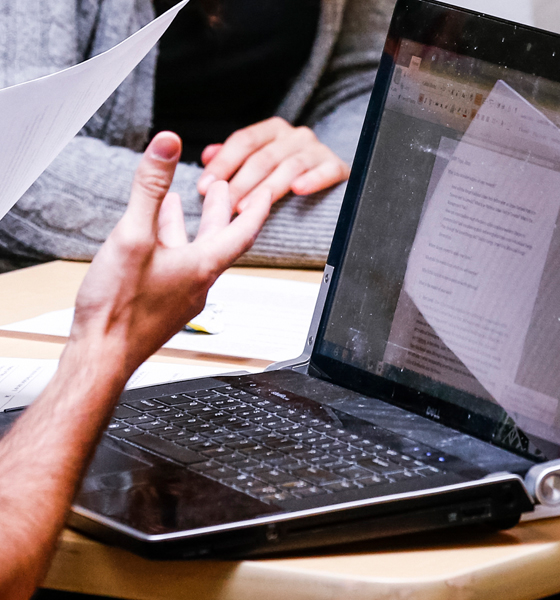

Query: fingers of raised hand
left=124, top=132, right=182, bottom=239
left=196, top=180, right=234, bottom=242
left=157, top=193, right=188, bottom=248
left=194, top=187, right=271, bottom=274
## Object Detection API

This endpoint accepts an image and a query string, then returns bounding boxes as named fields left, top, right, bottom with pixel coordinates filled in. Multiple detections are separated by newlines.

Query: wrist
left=57, top=334, right=133, bottom=402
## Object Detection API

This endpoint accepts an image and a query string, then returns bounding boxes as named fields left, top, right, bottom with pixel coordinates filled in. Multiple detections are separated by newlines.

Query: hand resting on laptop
left=0, top=131, right=271, bottom=600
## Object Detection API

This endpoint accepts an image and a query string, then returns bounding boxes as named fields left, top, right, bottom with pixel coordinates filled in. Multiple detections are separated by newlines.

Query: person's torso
left=151, top=0, right=321, bottom=163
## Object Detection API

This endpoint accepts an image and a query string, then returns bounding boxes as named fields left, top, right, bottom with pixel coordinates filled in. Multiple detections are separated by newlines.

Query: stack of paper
left=0, top=274, right=320, bottom=363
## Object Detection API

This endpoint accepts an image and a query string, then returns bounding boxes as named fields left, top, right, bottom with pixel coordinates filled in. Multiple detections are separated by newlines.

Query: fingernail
left=238, top=198, right=248, bottom=212
left=151, top=134, right=180, bottom=161
left=198, top=173, right=216, bottom=192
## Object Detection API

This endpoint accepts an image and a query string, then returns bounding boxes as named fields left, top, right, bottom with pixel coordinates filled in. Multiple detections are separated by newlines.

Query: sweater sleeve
left=303, top=0, right=395, bottom=125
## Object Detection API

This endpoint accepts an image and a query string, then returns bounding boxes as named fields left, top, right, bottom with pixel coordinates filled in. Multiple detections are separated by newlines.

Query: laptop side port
left=457, top=501, right=492, bottom=523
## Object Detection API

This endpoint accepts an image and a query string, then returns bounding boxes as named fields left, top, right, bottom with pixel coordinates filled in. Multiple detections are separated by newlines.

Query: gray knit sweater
left=0, top=0, right=393, bottom=267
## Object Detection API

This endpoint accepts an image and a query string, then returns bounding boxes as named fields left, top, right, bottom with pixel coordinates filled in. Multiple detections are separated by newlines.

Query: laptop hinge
left=265, top=265, right=334, bottom=375
left=524, top=459, right=560, bottom=506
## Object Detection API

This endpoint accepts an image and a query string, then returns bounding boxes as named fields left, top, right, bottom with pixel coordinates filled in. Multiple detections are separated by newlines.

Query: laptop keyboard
left=106, top=386, right=443, bottom=505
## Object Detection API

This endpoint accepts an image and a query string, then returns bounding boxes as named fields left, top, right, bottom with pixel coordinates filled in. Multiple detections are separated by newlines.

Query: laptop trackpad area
left=76, top=440, right=278, bottom=535
left=86, top=442, right=152, bottom=478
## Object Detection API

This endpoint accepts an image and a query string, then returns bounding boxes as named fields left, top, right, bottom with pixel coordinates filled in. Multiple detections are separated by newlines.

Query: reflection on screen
left=319, top=39, right=560, bottom=457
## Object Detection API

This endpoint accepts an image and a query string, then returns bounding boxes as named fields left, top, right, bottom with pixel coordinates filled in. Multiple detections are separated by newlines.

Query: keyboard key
left=200, top=446, right=232, bottom=459
left=164, top=414, right=192, bottom=424
left=334, top=465, right=372, bottom=480
left=228, top=458, right=261, bottom=471
left=238, top=444, right=274, bottom=457
left=278, top=480, right=312, bottom=492
left=124, top=398, right=164, bottom=411
left=107, top=426, right=143, bottom=439
left=387, top=470, right=417, bottom=482
left=157, top=394, right=197, bottom=406
left=357, top=456, right=402, bottom=474
left=308, top=455, right=346, bottom=468
left=323, top=480, right=360, bottom=493
left=204, top=466, right=238, bottom=481
left=234, top=424, right=268, bottom=437
left=291, top=466, right=342, bottom=485
left=416, top=466, right=441, bottom=476
left=189, top=461, right=217, bottom=472
left=314, top=424, right=348, bottom=436
left=357, top=474, right=383, bottom=487
left=136, top=419, right=168, bottom=431
left=189, top=441, right=221, bottom=453
left=291, top=430, right=322, bottom=442
left=242, top=483, right=278, bottom=496
left=212, top=433, right=245, bottom=445
left=199, top=409, right=230, bottom=421
left=124, top=414, right=158, bottom=426
left=220, top=473, right=255, bottom=487
left=182, top=390, right=224, bottom=400
left=260, top=492, right=291, bottom=503
left=213, top=452, right=245, bottom=465
left=173, top=418, right=208, bottom=431
left=225, top=403, right=249, bottom=413
left=227, top=390, right=250, bottom=399
left=252, top=399, right=274, bottom=409
left=147, top=407, right=182, bottom=419
left=290, top=445, right=325, bottom=459
left=113, top=405, right=141, bottom=419
left=107, top=420, right=128, bottom=431
left=258, top=437, right=295, bottom=451
left=130, top=434, right=203, bottom=464
left=294, top=485, right=327, bottom=498
left=165, top=431, right=204, bottom=443
left=286, top=448, right=324, bottom=462
left=252, top=468, right=300, bottom=486
left=226, top=439, right=258, bottom=451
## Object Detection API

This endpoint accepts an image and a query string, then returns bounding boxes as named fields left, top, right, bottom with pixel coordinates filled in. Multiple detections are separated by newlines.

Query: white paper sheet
left=0, top=357, right=238, bottom=413
left=0, top=274, right=320, bottom=362
left=0, top=0, right=188, bottom=221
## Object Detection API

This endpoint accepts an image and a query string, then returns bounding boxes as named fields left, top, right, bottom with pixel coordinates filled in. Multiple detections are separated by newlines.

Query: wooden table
left=2, top=261, right=560, bottom=600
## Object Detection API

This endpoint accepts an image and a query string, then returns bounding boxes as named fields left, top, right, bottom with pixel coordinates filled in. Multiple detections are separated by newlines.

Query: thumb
left=124, top=132, right=182, bottom=237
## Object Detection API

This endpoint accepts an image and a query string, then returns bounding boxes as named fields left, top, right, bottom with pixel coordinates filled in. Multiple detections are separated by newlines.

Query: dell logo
left=426, top=406, right=441, bottom=420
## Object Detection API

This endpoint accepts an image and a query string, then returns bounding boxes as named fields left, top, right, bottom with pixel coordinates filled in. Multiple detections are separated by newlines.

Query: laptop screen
left=313, top=0, right=560, bottom=462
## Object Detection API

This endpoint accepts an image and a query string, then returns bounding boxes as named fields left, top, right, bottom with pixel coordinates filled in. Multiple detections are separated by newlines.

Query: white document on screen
left=386, top=81, right=560, bottom=441
left=0, top=0, right=188, bottom=221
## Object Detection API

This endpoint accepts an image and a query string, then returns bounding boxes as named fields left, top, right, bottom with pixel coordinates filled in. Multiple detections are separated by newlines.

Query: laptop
left=44, top=0, right=560, bottom=557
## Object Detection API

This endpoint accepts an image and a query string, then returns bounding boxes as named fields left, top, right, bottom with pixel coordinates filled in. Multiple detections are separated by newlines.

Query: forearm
left=0, top=131, right=270, bottom=600
left=0, top=337, right=130, bottom=600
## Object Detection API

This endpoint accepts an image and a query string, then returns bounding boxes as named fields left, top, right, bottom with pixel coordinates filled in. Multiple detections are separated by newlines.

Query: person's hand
left=197, top=117, right=350, bottom=212
left=69, top=131, right=271, bottom=380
